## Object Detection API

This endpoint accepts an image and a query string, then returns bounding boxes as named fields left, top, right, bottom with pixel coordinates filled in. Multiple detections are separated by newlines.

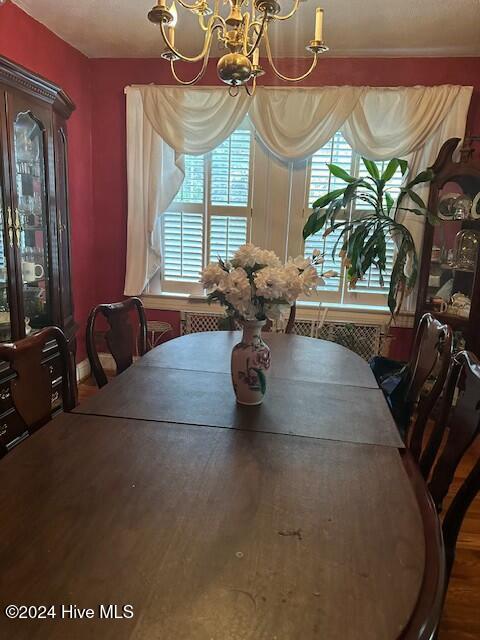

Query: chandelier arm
left=245, top=11, right=268, bottom=57
left=198, top=14, right=209, bottom=31
left=160, top=18, right=215, bottom=62
left=242, top=12, right=251, bottom=55
left=175, top=0, right=207, bottom=10
left=265, top=30, right=318, bottom=82
left=270, top=0, right=300, bottom=21
left=170, top=54, right=210, bottom=85
left=244, top=74, right=257, bottom=97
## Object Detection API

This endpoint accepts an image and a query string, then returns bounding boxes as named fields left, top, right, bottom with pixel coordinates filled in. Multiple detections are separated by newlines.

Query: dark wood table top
left=138, top=331, right=380, bottom=388
left=0, top=413, right=425, bottom=640
left=74, top=365, right=404, bottom=447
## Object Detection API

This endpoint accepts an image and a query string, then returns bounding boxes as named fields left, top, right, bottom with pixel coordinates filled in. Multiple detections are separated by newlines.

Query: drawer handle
left=51, top=391, right=60, bottom=403
left=0, top=389, right=10, bottom=401
left=0, top=423, right=7, bottom=437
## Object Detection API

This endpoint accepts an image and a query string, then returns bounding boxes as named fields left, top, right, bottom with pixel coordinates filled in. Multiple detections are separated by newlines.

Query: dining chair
left=86, top=297, right=148, bottom=388
left=425, top=352, right=480, bottom=578
left=264, top=302, right=297, bottom=334
left=372, top=313, right=452, bottom=444
left=405, top=314, right=453, bottom=461
left=0, top=326, right=76, bottom=457
left=399, top=351, right=479, bottom=639
left=417, top=350, right=479, bottom=597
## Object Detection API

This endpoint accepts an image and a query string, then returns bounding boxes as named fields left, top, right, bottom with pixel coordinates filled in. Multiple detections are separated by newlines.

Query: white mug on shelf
left=22, top=261, right=44, bottom=282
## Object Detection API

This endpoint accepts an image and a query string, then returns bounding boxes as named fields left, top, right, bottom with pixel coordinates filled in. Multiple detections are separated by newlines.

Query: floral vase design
left=231, top=320, right=271, bottom=405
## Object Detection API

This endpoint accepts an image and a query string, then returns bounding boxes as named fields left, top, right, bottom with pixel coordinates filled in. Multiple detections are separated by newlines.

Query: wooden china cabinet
left=0, top=55, right=76, bottom=444
left=415, top=137, right=480, bottom=356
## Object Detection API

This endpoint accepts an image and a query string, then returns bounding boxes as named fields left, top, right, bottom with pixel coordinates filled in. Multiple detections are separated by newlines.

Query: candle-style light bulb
left=168, top=2, right=177, bottom=46
left=314, top=8, right=323, bottom=42
left=170, top=1, right=178, bottom=27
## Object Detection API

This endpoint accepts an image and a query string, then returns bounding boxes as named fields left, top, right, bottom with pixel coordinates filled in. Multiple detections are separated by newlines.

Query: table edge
left=399, top=450, right=445, bottom=640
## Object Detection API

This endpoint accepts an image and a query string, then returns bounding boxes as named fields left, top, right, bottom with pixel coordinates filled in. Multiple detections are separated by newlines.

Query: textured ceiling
left=12, top=0, right=480, bottom=59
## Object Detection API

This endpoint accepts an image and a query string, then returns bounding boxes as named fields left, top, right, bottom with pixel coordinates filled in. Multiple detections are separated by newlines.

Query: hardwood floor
left=77, top=377, right=479, bottom=639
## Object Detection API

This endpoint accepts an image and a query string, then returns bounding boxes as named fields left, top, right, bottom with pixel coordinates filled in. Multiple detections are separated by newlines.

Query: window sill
left=141, top=293, right=415, bottom=328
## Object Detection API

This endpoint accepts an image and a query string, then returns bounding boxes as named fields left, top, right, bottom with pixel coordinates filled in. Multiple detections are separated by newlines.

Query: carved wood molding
left=0, top=54, right=75, bottom=118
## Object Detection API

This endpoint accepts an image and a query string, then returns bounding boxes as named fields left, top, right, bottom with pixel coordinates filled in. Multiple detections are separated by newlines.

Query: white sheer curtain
left=124, top=84, right=472, bottom=296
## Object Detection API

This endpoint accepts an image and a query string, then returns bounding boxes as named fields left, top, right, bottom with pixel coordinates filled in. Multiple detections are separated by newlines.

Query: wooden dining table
left=0, top=331, right=444, bottom=640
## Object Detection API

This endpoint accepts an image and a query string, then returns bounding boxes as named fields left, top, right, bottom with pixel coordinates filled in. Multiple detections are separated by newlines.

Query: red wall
left=0, top=1, right=95, bottom=360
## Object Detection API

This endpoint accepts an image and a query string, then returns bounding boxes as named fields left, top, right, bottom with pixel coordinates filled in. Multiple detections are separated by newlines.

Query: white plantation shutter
left=211, top=129, right=251, bottom=207
left=209, top=216, right=248, bottom=263
left=175, top=154, right=204, bottom=204
left=163, top=212, right=203, bottom=282
left=159, top=123, right=400, bottom=308
left=161, top=122, right=252, bottom=292
left=208, top=125, right=251, bottom=263
left=304, top=132, right=354, bottom=299
left=308, top=131, right=353, bottom=205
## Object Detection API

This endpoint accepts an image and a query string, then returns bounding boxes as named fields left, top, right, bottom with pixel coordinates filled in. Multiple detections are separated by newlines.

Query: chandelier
left=147, top=0, right=328, bottom=95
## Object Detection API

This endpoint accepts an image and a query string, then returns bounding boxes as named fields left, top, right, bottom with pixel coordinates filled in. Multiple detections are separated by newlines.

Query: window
left=159, top=121, right=252, bottom=294
left=152, top=123, right=404, bottom=311
left=303, top=132, right=403, bottom=306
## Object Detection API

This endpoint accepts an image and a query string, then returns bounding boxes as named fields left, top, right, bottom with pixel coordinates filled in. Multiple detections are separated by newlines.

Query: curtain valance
left=125, top=84, right=473, bottom=295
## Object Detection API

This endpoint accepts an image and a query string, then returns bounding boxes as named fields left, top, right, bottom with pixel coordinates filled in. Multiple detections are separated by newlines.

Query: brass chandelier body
left=147, top=0, right=328, bottom=94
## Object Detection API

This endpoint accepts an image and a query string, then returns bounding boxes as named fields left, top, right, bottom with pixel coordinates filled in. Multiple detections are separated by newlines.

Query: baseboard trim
left=76, top=353, right=118, bottom=383
left=76, top=358, right=91, bottom=383
left=99, top=352, right=116, bottom=371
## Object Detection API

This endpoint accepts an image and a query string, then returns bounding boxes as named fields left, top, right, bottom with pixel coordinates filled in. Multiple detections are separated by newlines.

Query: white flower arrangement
left=201, top=243, right=335, bottom=322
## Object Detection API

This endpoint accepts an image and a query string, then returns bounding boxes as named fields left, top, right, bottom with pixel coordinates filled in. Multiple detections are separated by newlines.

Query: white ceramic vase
left=231, top=320, right=271, bottom=405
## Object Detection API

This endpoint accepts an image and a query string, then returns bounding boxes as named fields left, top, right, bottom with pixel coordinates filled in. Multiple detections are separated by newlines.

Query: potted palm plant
left=302, top=158, right=437, bottom=314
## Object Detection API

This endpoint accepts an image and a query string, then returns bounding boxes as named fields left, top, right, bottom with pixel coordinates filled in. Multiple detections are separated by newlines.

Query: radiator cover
left=182, top=312, right=385, bottom=362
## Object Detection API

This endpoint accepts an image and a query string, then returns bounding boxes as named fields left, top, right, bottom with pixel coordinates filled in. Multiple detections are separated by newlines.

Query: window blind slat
left=209, top=215, right=247, bottom=263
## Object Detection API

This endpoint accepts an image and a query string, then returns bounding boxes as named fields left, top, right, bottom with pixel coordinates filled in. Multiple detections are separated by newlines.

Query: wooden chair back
left=86, top=297, right=148, bottom=388
left=0, top=326, right=76, bottom=456
left=406, top=313, right=453, bottom=461
left=415, top=350, right=480, bottom=582
left=264, top=303, right=296, bottom=334
left=399, top=352, right=480, bottom=634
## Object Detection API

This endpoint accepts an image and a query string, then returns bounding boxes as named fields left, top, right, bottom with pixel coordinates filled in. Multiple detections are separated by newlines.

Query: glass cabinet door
left=0, top=183, right=12, bottom=342
left=12, top=111, right=52, bottom=336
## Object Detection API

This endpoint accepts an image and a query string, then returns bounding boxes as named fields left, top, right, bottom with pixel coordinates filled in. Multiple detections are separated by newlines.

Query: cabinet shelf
left=430, top=311, right=469, bottom=329
left=415, top=137, right=480, bottom=356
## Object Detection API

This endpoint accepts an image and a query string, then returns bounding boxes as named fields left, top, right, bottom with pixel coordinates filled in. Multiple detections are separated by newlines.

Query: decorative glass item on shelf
left=451, top=229, right=480, bottom=271
left=438, top=191, right=480, bottom=220
left=13, top=111, right=52, bottom=333
left=453, top=196, right=472, bottom=219
left=424, top=215, right=477, bottom=321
